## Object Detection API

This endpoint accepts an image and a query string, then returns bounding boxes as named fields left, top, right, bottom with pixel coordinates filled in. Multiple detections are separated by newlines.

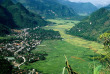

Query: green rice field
left=21, top=19, right=105, bottom=74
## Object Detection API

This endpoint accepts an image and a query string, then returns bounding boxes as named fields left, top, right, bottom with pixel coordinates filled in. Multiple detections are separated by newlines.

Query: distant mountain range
left=12, top=0, right=78, bottom=19
left=57, top=0, right=98, bottom=15
left=69, top=6, right=110, bottom=41
left=104, top=4, right=110, bottom=10
left=0, top=0, right=47, bottom=36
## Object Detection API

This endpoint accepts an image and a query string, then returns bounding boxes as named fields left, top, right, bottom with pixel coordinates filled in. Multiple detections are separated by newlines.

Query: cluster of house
left=24, top=53, right=40, bottom=63
left=0, top=26, right=55, bottom=74
left=0, top=27, right=44, bottom=71
left=0, top=27, right=41, bottom=57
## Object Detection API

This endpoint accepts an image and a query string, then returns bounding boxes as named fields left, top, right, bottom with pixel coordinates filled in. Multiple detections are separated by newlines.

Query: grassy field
left=0, top=36, right=16, bottom=39
left=21, top=19, right=104, bottom=74
left=44, top=19, right=104, bottom=54
left=22, top=40, right=101, bottom=74
left=0, top=36, right=16, bottom=43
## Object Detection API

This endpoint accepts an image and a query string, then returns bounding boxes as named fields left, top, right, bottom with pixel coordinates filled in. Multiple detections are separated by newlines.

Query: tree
left=98, top=32, right=110, bottom=69
left=0, top=56, right=12, bottom=74
left=100, top=32, right=110, bottom=50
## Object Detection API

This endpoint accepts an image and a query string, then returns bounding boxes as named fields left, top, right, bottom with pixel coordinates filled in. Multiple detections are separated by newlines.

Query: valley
left=45, top=19, right=104, bottom=54
left=21, top=19, right=105, bottom=74
left=1, top=0, right=110, bottom=74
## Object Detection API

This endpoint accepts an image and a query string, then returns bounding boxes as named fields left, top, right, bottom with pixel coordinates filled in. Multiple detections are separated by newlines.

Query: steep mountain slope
left=0, top=24, right=11, bottom=36
left=12, top=0, right=77, bottom=19
left=0, top=5, right=16, bottom=36
left=57, top=0, right=98, bottom=15
left=0, top=0, right=47, bottom=36
left=2, top=0, right=47, bottom=28
left=69, top=8, right=110, bottom=41
left=0, top=5, right=17, bottom=28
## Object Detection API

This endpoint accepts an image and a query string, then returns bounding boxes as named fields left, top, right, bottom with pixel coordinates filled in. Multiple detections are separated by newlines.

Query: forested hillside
left=0, top=5, right=17, bottom=28
left=0, top=5, right=16, bottom=36
left=69, top=8, right=110, bottom=41
left=0, top=0, right=47, bottom=36
left=12, top=0, right=77, bottom=19
left=2, top=0, right=47, bottom=28
left=57, top=0, right=98, bottom=15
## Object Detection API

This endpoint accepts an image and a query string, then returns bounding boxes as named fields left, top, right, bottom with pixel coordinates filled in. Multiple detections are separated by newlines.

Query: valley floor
left=21, top=19, right=105, bottom=74
left=45, top=19, right=104, bottom=54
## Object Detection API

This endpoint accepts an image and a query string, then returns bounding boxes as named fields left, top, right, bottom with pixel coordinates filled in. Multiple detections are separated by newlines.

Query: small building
left=5, top=57, right=15, bottom=62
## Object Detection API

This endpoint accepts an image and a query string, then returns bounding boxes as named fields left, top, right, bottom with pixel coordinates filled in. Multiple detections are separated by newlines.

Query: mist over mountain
left=57, top=0, right=98, bottom=15
left=69, top=0, right=110, bottom=7
left=104, top=4, right=110, bottom=10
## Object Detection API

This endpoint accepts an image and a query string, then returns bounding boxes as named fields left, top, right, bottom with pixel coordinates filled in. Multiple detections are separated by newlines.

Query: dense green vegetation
left=0, top=56, right=12, bottom=74
left=12, top=0, right=78, bottom=19
left=0, top=5, right=17, bottom=28
left=0, top=24, right=11, bottom=36
left=0, top=4, right=16, bottom=36
left=0, top=0, right=47, bottom=36
left=69, top=8, right=110, bottom=41
left=90, top=32, right=110, bottom=73
left=2, top=0, right=47, bottom=28
left=100, top=31, right=110, bottom=50
left=57, top=0, right=98, bottom=15
left=28, top=28, right=61, bottom=40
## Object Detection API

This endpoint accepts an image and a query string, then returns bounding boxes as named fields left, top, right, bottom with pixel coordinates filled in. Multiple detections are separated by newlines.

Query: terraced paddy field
left=21, top=19, right=105, bottom=74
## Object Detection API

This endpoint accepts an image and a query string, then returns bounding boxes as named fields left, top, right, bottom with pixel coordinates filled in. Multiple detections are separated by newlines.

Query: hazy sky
left=69, top=0, right=110, bottom=6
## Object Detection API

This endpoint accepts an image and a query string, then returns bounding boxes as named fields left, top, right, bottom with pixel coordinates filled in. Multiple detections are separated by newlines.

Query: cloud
left=69, top=0, right=110, bottom=6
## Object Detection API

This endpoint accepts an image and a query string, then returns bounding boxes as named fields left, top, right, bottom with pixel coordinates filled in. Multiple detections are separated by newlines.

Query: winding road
left=14, top=47, right=26, bottom=69
left=18, top=56, right=26, bottom=69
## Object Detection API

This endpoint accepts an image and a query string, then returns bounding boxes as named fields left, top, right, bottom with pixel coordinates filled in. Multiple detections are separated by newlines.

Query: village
left=0, top=27, right=48, bottom=74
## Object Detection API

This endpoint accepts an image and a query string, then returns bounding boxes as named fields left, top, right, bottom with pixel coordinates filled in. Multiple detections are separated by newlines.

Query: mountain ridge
left=69, top=8, right=110, bottom=41
left=0, top=0, right=47, bottom=36
left=12, top=0, right=78, bottom=19
left=57, top=0, right=98, bottom=15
